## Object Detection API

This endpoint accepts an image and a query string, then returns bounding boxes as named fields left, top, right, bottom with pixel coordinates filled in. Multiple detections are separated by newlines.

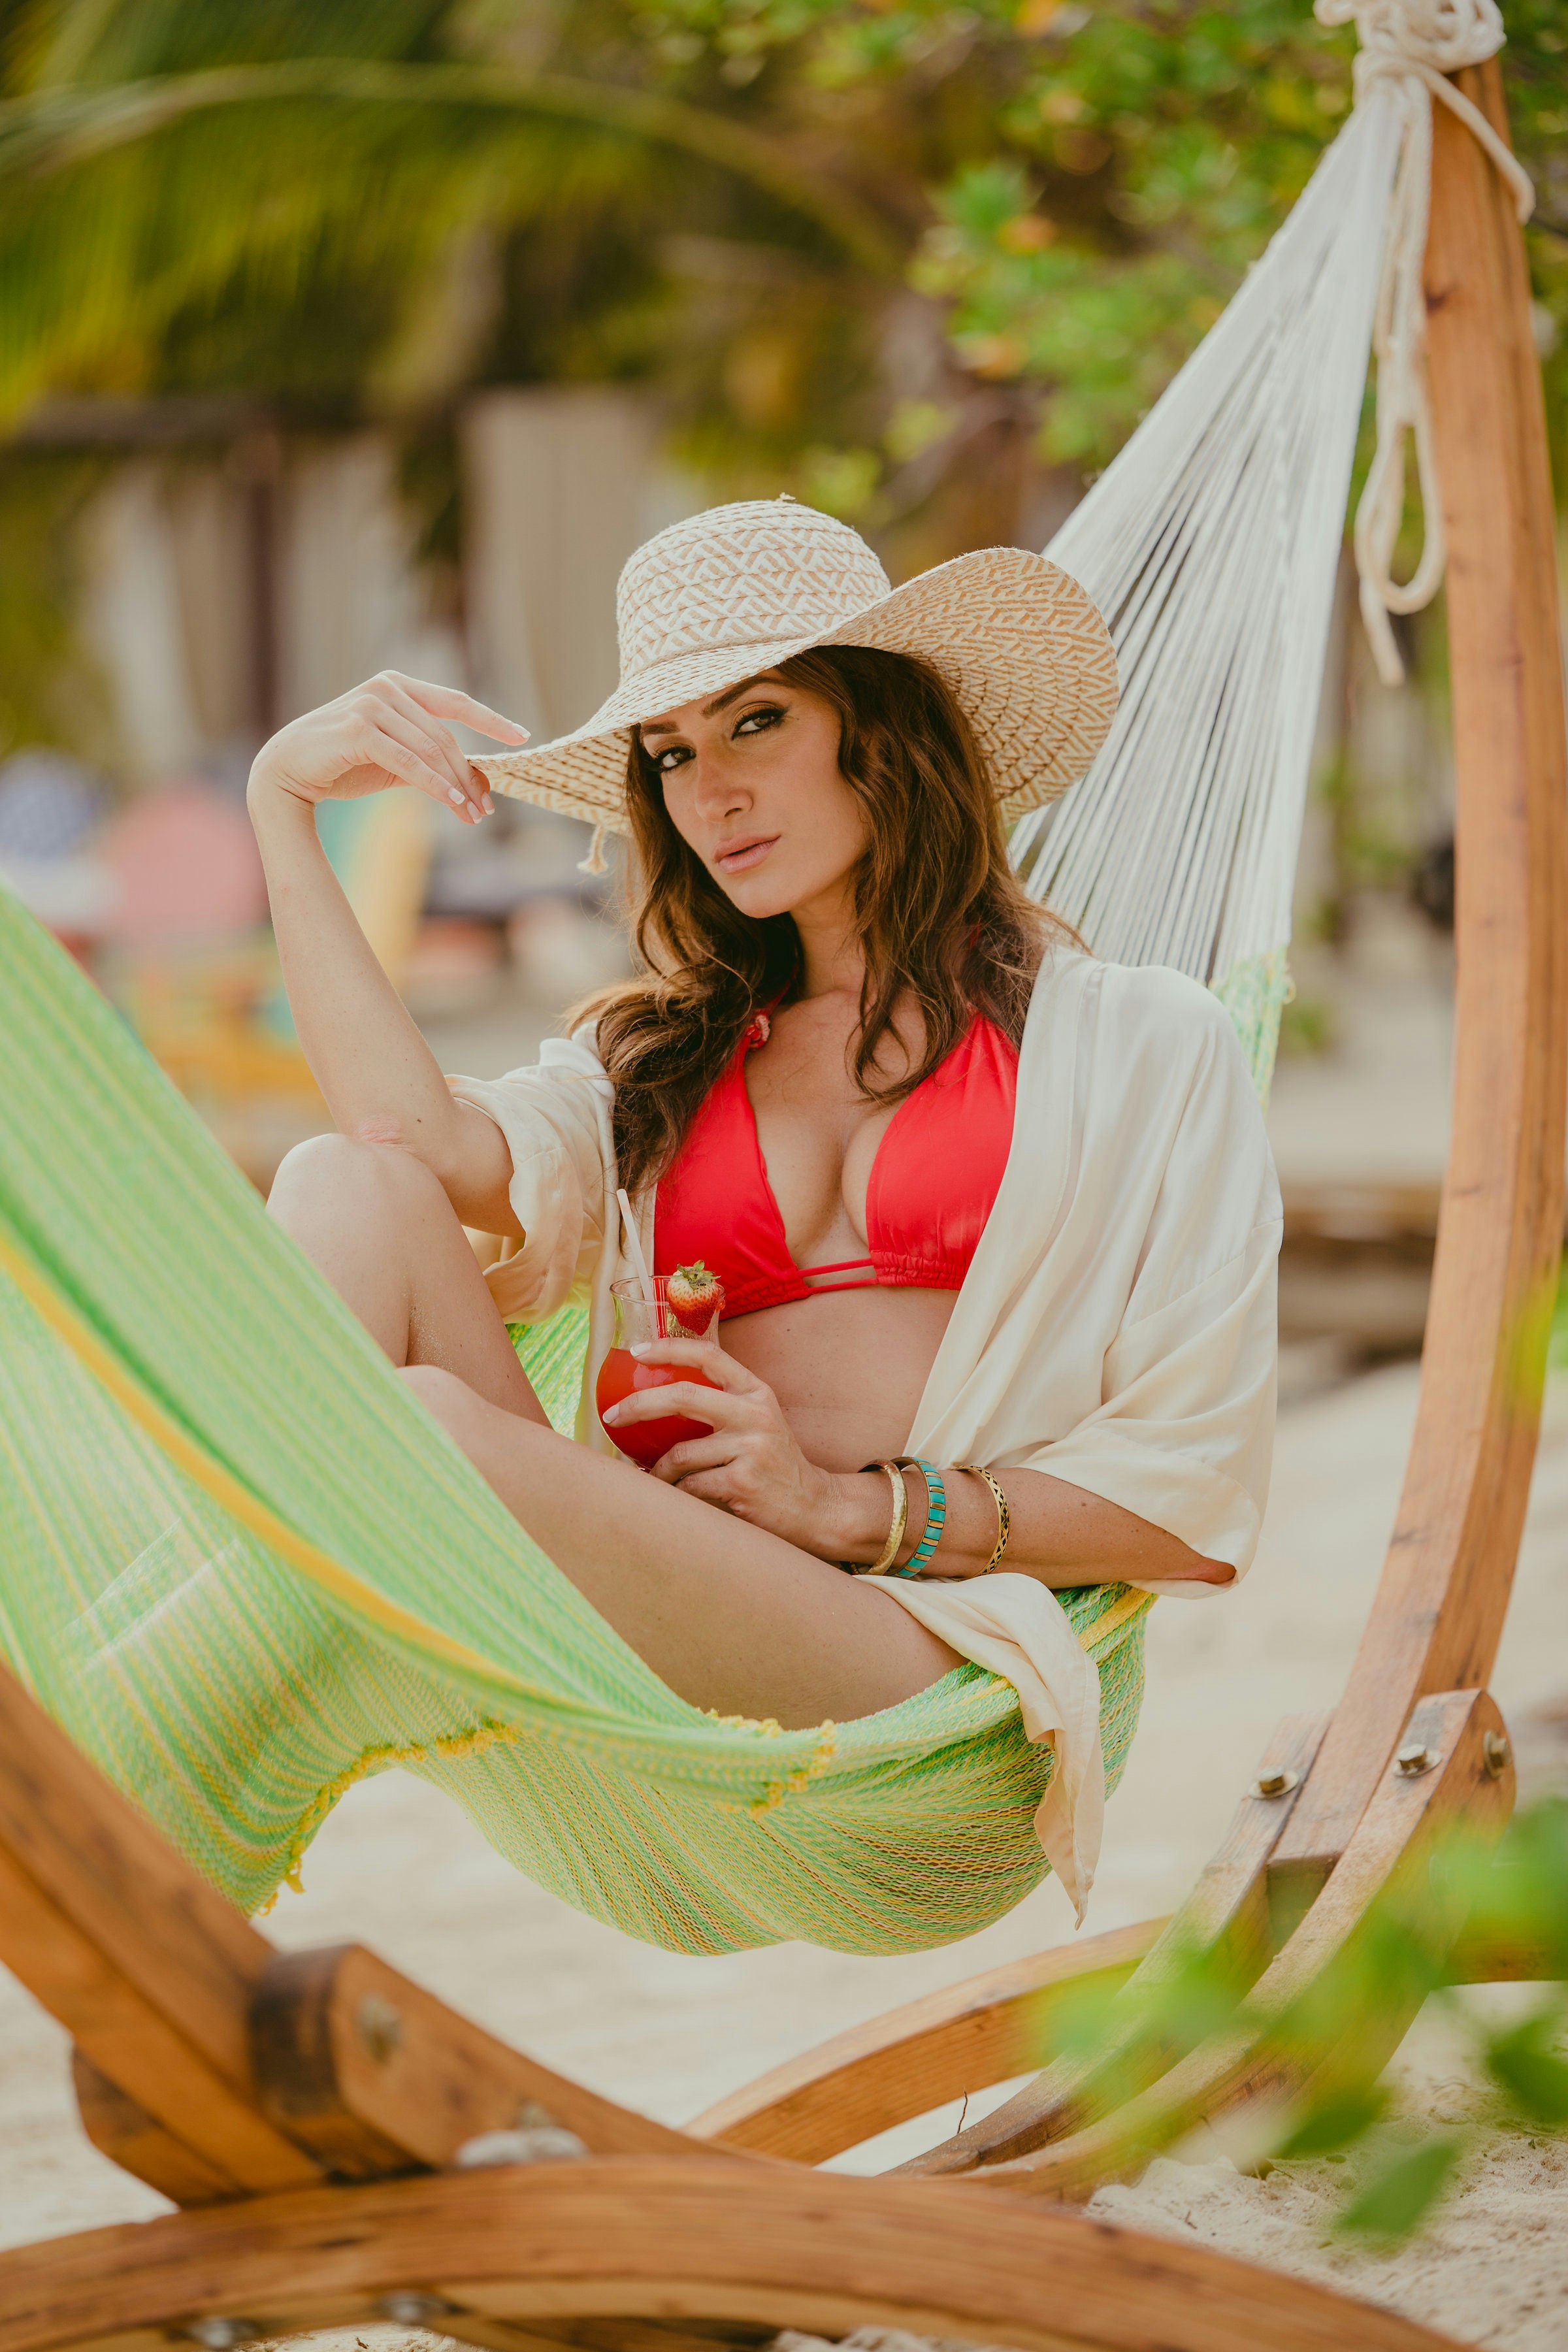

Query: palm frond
left=0, top=60, right=903, bottom=273
left=0, top=97, right=648, bottom=413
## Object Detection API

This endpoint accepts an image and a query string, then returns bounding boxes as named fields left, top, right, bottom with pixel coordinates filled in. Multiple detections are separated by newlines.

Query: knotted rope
left=1315, top=0, right=1534, bottom=684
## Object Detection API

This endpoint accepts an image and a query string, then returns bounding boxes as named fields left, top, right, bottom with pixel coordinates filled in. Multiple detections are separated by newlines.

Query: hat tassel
left=578, top=822, right=610, bottom=877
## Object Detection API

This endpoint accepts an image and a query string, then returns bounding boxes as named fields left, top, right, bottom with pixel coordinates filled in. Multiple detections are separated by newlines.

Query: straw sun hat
left=473, top=496, right=1119, bottom=870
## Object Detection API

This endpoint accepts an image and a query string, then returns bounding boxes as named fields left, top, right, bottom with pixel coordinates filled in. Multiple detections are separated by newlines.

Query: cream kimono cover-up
left=448, top=949, right=1281, bottom=1915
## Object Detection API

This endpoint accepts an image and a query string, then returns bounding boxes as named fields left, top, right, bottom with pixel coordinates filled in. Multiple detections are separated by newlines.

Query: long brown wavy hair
left=572, top=644, right=1078, bottom=1194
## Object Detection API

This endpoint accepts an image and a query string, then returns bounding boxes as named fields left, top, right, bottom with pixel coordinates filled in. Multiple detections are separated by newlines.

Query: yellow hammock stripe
left=0, top=1222, right=525, bottom=1695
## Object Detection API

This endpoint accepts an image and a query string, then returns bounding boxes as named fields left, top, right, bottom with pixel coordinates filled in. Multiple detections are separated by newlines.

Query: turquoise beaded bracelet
left=893, top=1456, right=947, bottom=1576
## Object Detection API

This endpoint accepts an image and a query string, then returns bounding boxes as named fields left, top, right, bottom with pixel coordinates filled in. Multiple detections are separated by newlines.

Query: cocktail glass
left=595, top=1276, right=721, bottom=1467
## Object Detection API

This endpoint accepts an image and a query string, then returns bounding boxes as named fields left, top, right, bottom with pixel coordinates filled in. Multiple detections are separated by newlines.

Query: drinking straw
left=615, top=1186, right=657, bottom=1311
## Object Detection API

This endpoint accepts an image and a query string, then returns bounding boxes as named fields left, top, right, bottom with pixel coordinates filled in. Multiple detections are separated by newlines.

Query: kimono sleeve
left=446, top=1030, right=615, bottom=1323
left=1021, top=975, right=1281, bottom=1590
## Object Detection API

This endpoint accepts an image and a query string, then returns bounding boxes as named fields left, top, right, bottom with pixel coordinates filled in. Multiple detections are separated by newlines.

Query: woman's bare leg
left=268, top=1135, right=959, bottom=1724
left=268, top=1134, right=547, bottom=1422
left=402, top=1365, right=961, bottom=1727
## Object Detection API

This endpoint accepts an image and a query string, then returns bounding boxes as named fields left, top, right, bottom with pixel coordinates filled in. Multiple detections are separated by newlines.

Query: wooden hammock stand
left=0, top=60, right=1563, bottom=2352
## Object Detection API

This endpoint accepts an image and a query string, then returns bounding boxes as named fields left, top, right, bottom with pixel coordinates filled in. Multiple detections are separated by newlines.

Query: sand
left=2, top=1357, right=1566, bottom=2344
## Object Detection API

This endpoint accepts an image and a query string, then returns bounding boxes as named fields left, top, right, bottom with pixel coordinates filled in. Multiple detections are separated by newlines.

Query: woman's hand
left=248, top=671, right=528, bottom=830
left=602, top=1335, right=855, bottom=1556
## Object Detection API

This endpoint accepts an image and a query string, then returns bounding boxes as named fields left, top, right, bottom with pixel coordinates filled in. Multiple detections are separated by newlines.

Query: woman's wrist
left=815, top=1468, right=908, bottom=1567
left=247, top=766, right=319, bottom=838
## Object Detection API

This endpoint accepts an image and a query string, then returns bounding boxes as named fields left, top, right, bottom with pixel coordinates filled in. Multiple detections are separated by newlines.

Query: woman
left=250, top=497, right=1279, bottom=1913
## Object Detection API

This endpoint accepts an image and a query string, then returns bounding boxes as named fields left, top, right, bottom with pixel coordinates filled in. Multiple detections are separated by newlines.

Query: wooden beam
left=689, top=1917, right=1162, bottom=2164
left=903, top=1712, right=1328, bottom=2176
left=964, top=1688, right=1513, bottom=2198
left=1273, top=56, right=1568, bottom=1878
left=70, top=2055, right=243, bottom=2208
left=0, top=2159, right=1469, bottom=2352
left=0, top=1667, right=321, bottom=2197
left=252, top=1944, right=733, bottom=2169
left=0, top=1667, right=709, bottom=2201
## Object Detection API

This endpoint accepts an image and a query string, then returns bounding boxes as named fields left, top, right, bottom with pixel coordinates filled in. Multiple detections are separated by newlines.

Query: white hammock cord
left=1315, top=0, right=1535, bottom=684
left=1015, top=0, right=1531, bottom=1070
left=1027, top=102, right=1400, bottom=993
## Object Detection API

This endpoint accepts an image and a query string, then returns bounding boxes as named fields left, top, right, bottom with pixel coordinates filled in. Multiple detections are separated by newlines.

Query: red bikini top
left=654, top=1007, right=1019, bottom=1319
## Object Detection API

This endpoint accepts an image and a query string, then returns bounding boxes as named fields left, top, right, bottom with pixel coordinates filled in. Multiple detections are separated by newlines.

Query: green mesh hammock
left=0, top=885, right=1151, bottom=1956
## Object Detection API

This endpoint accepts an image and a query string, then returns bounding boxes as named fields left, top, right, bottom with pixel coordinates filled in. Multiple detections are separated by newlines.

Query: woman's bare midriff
left=719, top=1284, right=958, bottom=1473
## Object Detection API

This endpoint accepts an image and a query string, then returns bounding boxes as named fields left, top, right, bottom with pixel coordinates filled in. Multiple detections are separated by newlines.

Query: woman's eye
left=734, top=704, right=784, bottom=738
left=655, top=744, right=693, bottom=774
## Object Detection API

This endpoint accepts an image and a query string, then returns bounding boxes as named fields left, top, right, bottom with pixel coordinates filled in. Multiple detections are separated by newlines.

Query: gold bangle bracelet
left=855, top=1459, right=908, bottom=1575
left=955, top=1463, right=1010, bottom=1575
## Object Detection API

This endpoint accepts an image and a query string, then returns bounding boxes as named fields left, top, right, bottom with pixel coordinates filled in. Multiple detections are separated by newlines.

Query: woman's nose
left=690, top=755, right=748, bottom=821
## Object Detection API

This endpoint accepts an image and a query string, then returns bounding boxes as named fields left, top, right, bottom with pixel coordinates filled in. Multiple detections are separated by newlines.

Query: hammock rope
left=0, top=0, right=1523, bottom=1955
left=1319, top=0, right=1534, bottom=685
left=1017, top=0, right=1533, bottom=1083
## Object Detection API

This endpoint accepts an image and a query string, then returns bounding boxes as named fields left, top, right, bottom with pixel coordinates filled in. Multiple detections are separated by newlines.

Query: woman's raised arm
left=248, top=672, right=529, bottom=1233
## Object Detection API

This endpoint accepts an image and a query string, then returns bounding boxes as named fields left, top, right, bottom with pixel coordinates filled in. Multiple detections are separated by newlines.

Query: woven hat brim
left=472, top=546, right=1117, bottom=834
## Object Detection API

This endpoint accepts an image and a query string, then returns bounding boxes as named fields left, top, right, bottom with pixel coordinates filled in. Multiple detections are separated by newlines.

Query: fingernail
left=447, top=784, right=466, bottom=806
left=629, top=1341, right=651, bottom=1358
left=482, top=792, right=495, bottom=814
left=602, top=1403, right=619, bottom=1424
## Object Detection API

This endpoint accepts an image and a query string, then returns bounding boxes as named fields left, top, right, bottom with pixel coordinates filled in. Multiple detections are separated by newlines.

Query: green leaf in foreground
left=1486, top=2006, right=1568, bottom=2127
left=1275, top=2083, right=1388, bottom=2160
left=1335, top=2134, right=1465, bottom=2244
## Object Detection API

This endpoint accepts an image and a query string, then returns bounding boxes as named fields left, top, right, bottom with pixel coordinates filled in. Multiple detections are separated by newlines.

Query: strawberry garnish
left=667, top=1260, right=725, bottom=1335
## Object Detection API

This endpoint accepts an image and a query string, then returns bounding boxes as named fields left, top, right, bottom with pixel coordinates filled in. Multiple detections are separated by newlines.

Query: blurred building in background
left=0, top=386, right=707, bottom=1183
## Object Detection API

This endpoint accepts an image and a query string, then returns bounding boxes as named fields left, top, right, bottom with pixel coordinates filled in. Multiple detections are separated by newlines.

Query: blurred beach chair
left=108, top=785, right=436, bottom=1164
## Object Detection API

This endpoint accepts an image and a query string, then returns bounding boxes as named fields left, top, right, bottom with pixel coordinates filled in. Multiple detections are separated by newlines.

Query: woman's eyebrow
left=701, top=679, right=766, bottom=719
left=642, top=677, right=780, bottom=742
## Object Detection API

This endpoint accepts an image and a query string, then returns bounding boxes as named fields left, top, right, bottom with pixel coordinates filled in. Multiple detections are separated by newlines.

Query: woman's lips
left=714, top=835, right=779, bottom=875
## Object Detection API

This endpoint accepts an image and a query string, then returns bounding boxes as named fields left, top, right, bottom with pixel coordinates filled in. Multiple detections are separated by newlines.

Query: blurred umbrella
left=101, top=779, right=267, bottom=948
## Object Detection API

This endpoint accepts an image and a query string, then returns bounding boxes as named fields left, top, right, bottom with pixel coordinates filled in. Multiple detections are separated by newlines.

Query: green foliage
left=1486, top=2008, right=1568, bottom=2125
left=1277, top=991, right=1334, bottom=1058
left=7, top=2, right=1563, bottom=469
left=1026, top=1795, right=1568, bottom=2247
left=0, top=449, right=112, bottom=759
left=642, top=0, right=1567, bottom=480
left=1335, top=2132, right=1465, bottom=2242
left=1546, top=1256, right=1568, bottom=1371
left=1, top=1, right=1564, bottom=742
left=907, top=0, right=1355, bottom=468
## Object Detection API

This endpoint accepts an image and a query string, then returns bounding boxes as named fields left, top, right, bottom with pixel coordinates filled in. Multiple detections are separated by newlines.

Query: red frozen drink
left=596, top=1272, right=724, bottom=1466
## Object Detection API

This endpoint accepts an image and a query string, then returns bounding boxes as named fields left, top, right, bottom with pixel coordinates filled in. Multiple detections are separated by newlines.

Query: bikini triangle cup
left=653, top=1011, right=1021, bottom=1316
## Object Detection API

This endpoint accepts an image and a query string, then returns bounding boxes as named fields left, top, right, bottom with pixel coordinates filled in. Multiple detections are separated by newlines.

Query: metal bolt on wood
left=374, top=2293, right=456, bottom=2325
left=452, top=2119, right=591, bottom=2168
left=176, top=2321, right=262, bottom=2349
left=1483, top=1729, right=1511, bottom=1778
left=1253, top=1768, right=1299, bottom=1799
left=357, top=1992, right=403, bottom=2063
left=1394, top=1742, right=1439, bottom=1777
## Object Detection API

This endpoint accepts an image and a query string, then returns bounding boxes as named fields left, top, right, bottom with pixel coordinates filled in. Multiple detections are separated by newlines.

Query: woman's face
left=639, top=671, right=869, bottom=920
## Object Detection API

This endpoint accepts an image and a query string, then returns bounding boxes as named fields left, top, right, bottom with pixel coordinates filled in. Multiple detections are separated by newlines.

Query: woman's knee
left=269, top=1131, right=452, bottom=1229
